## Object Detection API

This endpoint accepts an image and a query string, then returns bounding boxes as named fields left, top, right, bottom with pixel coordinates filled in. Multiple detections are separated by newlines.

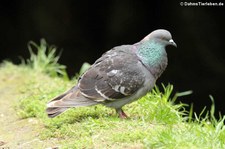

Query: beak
left=169, top=39, right=177, bottom=47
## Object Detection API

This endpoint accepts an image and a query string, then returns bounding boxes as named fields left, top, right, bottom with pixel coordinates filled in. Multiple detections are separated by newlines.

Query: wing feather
left=78, top=46, right=145, bottom=102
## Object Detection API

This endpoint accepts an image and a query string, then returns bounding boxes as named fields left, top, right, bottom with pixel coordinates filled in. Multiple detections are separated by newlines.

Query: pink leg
left=116, top=108, right=128, bottom=119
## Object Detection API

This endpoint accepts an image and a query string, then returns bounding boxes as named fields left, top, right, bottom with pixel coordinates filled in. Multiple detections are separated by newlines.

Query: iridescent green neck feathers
left=137, top=40, right=166, bottom=66
left=136, top=40, right=168, bottom=78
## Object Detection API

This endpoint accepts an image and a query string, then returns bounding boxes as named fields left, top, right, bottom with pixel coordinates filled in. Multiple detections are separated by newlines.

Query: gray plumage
left=46, top=29, right=177, bottom=118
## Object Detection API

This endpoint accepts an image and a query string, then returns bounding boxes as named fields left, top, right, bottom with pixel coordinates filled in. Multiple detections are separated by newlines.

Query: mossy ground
left=0, top=62, right=225, bottom=149
left=0, top=40, right=225, bottom=148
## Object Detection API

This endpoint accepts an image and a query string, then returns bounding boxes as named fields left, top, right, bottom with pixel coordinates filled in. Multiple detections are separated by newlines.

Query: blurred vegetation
left=25, top=39, right=69, bottom=80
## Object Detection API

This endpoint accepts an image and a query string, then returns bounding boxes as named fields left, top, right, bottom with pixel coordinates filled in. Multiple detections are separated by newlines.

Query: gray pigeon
left=46, top=29, right=177, bottom=118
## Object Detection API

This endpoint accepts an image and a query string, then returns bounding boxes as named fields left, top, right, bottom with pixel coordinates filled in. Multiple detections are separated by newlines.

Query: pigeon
left=46, top=29, right=177, bottom=118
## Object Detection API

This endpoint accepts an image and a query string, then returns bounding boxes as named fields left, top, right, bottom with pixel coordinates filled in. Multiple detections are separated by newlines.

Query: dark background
left=0, top=0, right=225, bottom=117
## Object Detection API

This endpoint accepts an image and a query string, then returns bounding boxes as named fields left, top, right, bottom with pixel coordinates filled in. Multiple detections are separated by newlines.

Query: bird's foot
left=116, top=108, right=128, bottom=119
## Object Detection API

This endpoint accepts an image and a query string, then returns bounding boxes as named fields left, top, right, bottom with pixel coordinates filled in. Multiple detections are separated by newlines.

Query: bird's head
left=141, top=29, right=177, bottom=48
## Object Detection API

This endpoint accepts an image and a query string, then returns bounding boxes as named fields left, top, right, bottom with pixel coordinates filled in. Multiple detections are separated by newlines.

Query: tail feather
left=46, top=107, right=68, bottom=118
left=46, top=86, right=97, bottom=118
